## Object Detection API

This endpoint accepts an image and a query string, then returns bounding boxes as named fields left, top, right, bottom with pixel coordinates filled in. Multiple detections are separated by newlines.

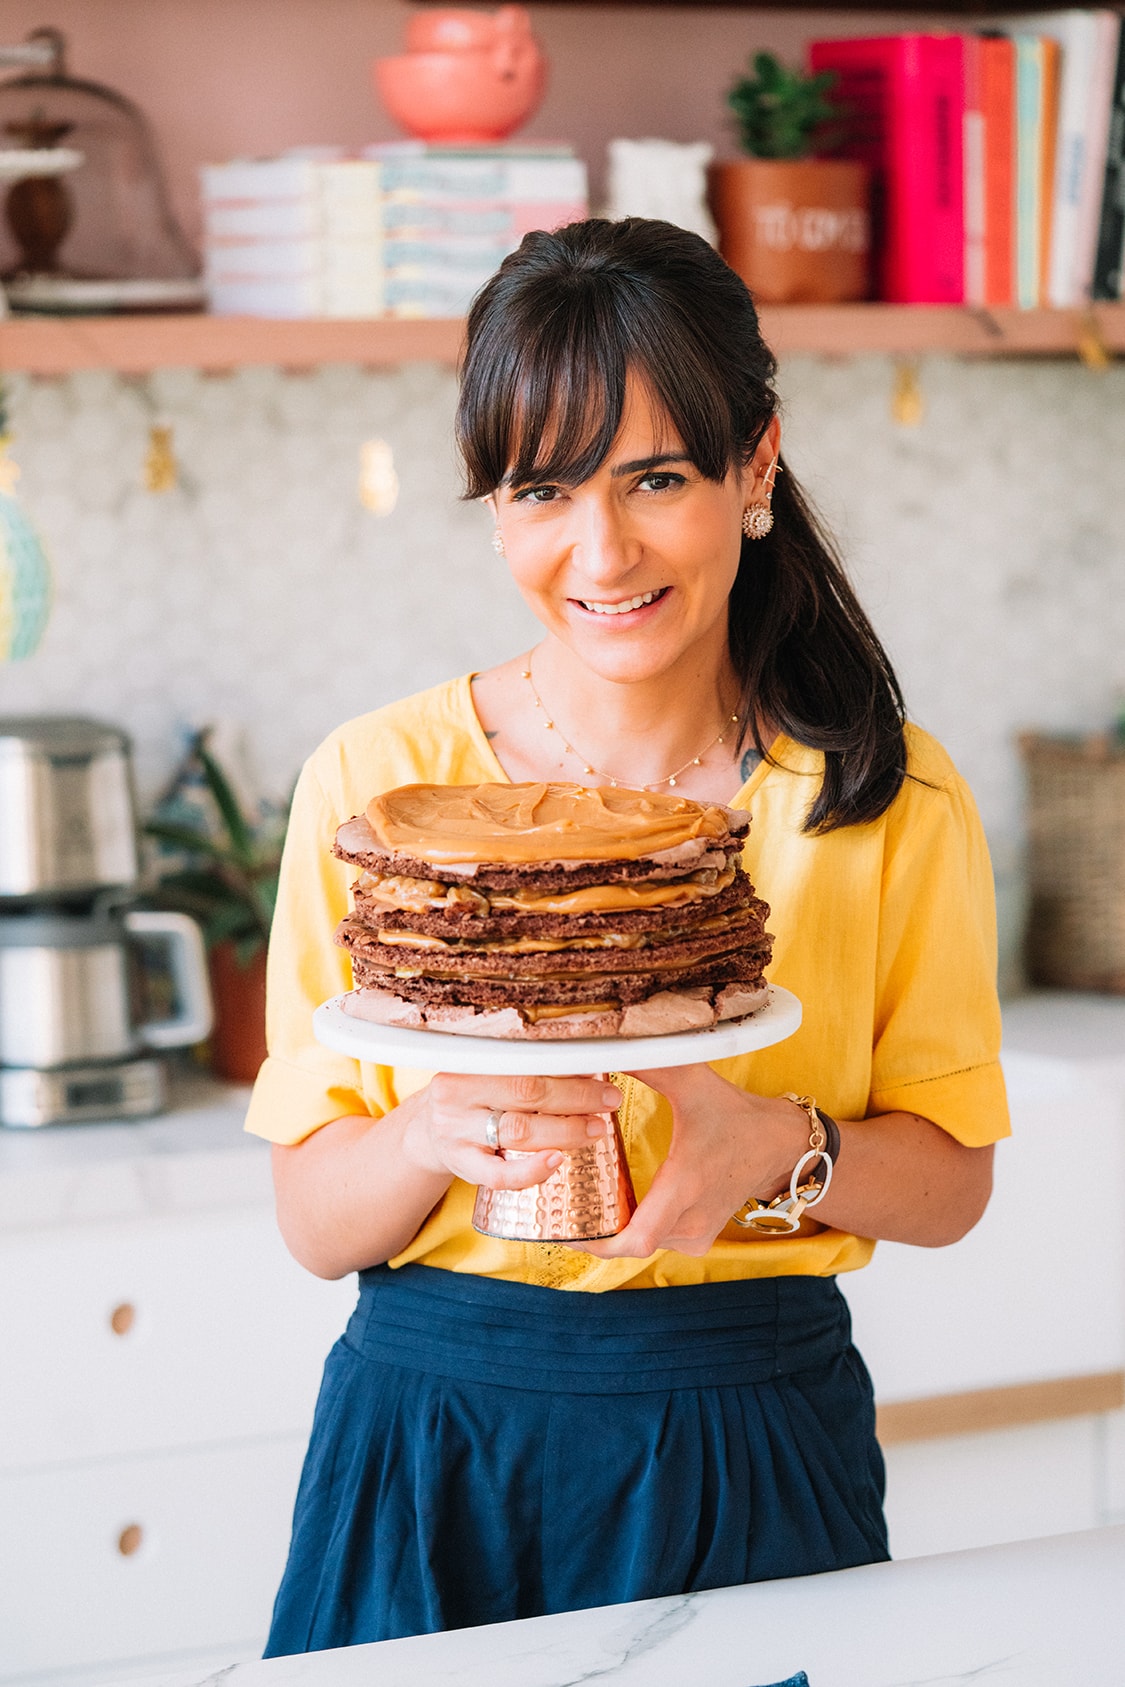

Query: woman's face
left=490, top=375, right=776, bottom=688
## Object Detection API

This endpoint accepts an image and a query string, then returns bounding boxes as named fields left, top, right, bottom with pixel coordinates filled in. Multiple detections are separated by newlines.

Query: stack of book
left=370, top=142, right=588, bottom=318
left=199, top=144, right=587, bottom=319
left=201, top=155, right=384, bottom=318
left=810, top=11, right=1125, bottom=306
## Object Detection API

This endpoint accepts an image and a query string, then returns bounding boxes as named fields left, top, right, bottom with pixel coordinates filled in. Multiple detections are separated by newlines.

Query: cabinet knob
left=109, top=1302, right=136, bottom=1336
left=117, top=1524, right=143, bottom=1557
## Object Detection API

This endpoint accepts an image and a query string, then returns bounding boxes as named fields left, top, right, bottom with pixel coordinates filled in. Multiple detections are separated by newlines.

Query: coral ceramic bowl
left=373, top=49, right=545, bottom=143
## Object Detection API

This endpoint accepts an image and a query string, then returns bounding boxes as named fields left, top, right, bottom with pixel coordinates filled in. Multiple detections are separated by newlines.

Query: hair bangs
left=632, top=321, right=741, bottom=485
left=458, top=252, right=746, bottom=498
left=506, top=303, right=628, bottom=491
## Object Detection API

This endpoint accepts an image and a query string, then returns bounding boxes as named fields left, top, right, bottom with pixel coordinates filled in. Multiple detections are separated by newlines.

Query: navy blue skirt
left=264, top=1263, right=887, bottom=1656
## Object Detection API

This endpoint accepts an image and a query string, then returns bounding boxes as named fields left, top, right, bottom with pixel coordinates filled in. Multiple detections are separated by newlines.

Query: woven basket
left=1020, top=733, right=1125, bottom=992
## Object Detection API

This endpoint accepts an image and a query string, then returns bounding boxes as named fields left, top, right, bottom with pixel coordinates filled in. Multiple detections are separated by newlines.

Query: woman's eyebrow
left=610, top=453, right=693, bottom=478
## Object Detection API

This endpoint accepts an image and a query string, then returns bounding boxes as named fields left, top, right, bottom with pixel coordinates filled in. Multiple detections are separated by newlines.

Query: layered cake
left=334, top=782, right=773, bottom=1040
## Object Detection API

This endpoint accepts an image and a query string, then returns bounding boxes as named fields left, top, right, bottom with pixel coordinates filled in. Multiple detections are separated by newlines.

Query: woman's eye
left=639, top=472, right=686, bottom=493
left=513, top=485, right=561, bottom=504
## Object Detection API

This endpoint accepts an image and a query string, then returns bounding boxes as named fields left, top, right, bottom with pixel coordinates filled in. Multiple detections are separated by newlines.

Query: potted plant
left=709, top=51, right=870, bottom=304
left=144, top=732, right=288, bottom=1083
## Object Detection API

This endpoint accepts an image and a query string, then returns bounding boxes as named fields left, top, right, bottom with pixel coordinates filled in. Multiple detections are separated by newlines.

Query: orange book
left=980, top=35, right=1016, bottom=305
left=1037, top=37, right=1062, bottom=299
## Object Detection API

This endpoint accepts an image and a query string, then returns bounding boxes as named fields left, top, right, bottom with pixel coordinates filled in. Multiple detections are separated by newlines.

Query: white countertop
left=118, top=1524, right=1125, bottom=1687
left=0, top=1070, right=262, bottom=1232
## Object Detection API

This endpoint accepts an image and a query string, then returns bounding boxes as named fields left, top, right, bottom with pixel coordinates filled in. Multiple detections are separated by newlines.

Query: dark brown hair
left=456, top=217, right=906, bottom=833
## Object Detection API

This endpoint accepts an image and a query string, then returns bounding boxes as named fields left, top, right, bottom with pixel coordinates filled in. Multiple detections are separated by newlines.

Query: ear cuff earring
left=741, top=455, right=781, bottom=540
left=491, top=528, right=506, bottom=557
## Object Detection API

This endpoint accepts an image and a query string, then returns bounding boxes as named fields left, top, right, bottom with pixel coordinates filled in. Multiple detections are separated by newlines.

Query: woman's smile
left=572, top=585, right=671, bottom=619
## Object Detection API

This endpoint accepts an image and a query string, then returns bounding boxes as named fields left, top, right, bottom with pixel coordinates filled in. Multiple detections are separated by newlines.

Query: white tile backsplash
left=1, top=354, right=1122, bottom=869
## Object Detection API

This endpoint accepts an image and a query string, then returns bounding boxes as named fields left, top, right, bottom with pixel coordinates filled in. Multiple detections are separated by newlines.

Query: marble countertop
left=120, top=1524, right=1125, bottom=1687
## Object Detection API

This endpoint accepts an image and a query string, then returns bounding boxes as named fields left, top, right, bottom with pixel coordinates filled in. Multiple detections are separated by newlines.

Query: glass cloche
left=0, top=28, right=202, bottom=312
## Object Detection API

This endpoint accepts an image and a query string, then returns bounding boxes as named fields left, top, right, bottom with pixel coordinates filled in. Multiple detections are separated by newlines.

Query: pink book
left=809, top=34, right=966, bottom=302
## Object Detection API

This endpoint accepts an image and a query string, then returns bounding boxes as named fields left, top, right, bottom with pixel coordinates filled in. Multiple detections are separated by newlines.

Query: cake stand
left=313, top=986, right=803, bottom=1243
left=313, top=983, right=801, bottom=1075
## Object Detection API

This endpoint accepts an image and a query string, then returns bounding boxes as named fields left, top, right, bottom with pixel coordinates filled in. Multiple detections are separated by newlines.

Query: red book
left=964, top=35, right=986, bottom=304
left=979, top=35, right=1016, bottom=306
left=809, top=34, right=966, bottom=302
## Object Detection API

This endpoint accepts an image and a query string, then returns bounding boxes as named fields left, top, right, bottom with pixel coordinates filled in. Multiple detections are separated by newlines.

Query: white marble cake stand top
left=313, top=984, right=801, bottom=1075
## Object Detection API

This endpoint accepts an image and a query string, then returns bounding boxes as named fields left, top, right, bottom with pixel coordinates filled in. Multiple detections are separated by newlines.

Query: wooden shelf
left=0, top=314, right=466, bottom=377
left=0, top=304, right=1122, bottom=376
left=762, top=302, right=1125, bottom=360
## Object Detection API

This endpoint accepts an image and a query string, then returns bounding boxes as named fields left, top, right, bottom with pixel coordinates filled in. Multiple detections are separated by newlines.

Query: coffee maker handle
left=124, top=909, right=215, bottom=1049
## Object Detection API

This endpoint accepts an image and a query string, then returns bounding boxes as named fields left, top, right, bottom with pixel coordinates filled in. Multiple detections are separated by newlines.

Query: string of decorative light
left=522, top=656, right=739, bottom=791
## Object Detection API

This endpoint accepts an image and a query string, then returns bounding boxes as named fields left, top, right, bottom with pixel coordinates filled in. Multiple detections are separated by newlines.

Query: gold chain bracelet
left=731, top=1093, right=837, bottom=1237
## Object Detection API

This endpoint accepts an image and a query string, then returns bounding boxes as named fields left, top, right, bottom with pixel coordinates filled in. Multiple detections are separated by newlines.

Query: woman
left=248, top=218, right=1009, bottom=1655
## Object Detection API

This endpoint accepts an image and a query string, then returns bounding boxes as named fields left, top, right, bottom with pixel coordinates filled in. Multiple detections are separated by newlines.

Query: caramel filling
left=365, top=781, right=736, bottom=864
left=389, top=941, right=755, bottom=982
left=359, top=864, right=735, bottom=917
left=522, top=1002, right=617, bottom=1022
left=373, top=902, right=755, bottom=959
left=358, top=873, right=489, bottom=915
left=377, top=928, right=647, bottom=954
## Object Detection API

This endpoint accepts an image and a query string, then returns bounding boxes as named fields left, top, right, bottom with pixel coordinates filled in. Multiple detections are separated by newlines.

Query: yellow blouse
left=245, top=673, right=1010, bottom=1291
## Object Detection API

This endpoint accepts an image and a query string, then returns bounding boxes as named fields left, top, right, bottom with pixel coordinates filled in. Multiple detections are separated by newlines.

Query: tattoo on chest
left=740, top=747, right=763, bottom=782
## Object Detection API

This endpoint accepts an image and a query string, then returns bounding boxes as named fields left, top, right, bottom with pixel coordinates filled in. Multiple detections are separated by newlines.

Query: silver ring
left=484, top=1109, right=503, bottom=1151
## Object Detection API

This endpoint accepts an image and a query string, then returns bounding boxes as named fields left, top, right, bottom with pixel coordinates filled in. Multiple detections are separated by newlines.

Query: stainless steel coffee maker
left=0, top=716, right=213, bottom=1126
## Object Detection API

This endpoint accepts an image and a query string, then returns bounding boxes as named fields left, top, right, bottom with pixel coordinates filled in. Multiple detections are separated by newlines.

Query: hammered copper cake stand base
left=471, top=1110, right=636, bottom=1242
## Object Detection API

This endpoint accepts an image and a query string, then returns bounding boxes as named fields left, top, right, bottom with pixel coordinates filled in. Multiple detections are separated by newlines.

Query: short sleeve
left=867, top=752, right=1010, bottom=1147
left=244, top=757, right=383, bottom=1146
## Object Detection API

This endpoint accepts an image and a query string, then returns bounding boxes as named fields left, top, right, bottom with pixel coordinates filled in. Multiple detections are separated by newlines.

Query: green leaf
left=727, top=52, right=841, bottom=160
left=144, top=818, right=242, bottom=866
left=142, top=736, right=290, bottom=956
left=196, top=741, right=256, bottom=867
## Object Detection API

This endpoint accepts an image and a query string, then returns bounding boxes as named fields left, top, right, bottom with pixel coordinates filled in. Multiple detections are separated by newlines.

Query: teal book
left=1014, top=36, right=1044, bottom=308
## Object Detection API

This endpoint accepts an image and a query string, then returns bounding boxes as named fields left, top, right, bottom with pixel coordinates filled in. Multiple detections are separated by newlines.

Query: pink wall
left=0, top=1, right=959, bottom=246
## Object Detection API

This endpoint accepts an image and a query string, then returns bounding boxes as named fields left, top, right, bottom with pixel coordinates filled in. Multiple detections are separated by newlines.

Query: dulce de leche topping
left=364, top=782, right=737, bottom=865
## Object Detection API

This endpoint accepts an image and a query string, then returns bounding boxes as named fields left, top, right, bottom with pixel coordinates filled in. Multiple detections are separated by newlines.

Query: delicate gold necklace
left=522, top=657, right=739, bottom=791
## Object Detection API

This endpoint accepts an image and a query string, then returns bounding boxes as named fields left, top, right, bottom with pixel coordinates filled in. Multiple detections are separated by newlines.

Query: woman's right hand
left=402, top=1072, right=623, bottom=1190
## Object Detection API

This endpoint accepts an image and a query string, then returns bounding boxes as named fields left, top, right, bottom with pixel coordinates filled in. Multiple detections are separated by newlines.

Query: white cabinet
left=0, top=1438, right=308, bottom=1675
left=840, top=1049, right=1125, bottom=1401
left=841, top=993, right=1125, bottom=1562
left=0, top=1089, right=355, bottom=1684
left=0, top=1209, right=354, bottom=1467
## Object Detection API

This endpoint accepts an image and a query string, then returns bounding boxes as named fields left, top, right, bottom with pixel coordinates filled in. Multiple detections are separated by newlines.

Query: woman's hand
left=573, top=1067, right=996, bottom=1261
left=272, top=1071, right=622, bottom=1280
left=403, top=1071, right=624, bottom=1193
left=577, top=1064, right=804, bottom=1260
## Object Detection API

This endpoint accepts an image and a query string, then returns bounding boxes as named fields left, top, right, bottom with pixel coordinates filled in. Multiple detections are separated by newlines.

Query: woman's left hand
left=574, top=1068, right=998, bottom=1260
left=574, top=1064, right=805, bottom=1259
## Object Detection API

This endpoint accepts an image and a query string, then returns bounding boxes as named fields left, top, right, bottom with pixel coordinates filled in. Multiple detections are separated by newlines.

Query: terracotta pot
left=709, top=158, right=871, bottom=304
left=207, top=940, right=268, bottom=1084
